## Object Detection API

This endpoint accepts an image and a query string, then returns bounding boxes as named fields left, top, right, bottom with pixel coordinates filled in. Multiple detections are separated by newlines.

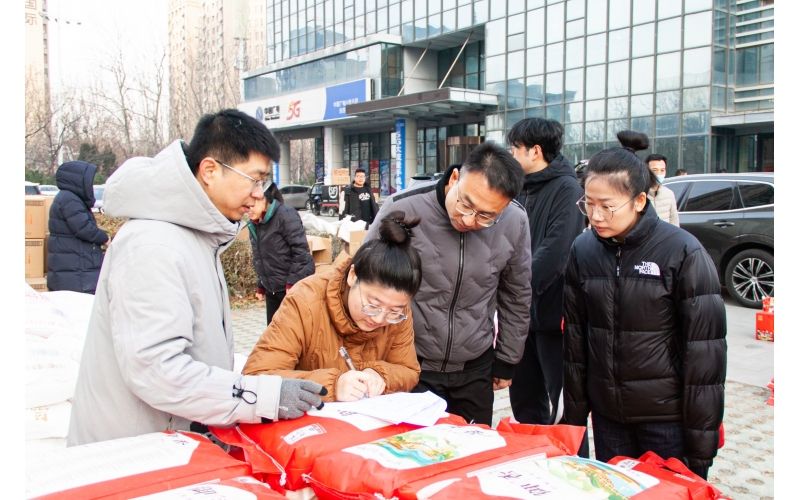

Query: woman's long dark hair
left=584, top=131, right=657, bottom=198
left=350, top=210, right=422, bottom=296
left=264, top=182, right=284, bottom=204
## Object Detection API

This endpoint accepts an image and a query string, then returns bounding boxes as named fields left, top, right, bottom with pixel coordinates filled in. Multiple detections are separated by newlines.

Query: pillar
left=396, top=117, right=418, bottom=190
left=278, top=141, right=291, bottom=186
left=323, top=126, right=344, bottom=185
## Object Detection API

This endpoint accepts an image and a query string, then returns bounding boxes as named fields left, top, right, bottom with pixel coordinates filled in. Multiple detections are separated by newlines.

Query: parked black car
left=662, top=173, right=773, bottom=309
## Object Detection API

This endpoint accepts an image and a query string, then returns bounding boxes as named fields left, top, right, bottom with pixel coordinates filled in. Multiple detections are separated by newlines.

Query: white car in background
left=39, top=185, right=59, bottom=196
left=92, top=185, right=106, bottom=213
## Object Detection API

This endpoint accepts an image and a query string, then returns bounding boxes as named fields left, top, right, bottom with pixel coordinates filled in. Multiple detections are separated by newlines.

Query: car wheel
left=725, top=249, right=774, bottom=309
left=304, top=200, right=311, bottom=211
left=327, top=207, right=337, bottom=217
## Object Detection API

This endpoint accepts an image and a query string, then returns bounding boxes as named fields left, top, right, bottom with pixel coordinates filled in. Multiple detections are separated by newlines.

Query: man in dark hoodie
left=507, top=118, right=585, bottom=428
left=47, top=161, right=110, bottom=294
left=341, top=168, right=380, bottom=225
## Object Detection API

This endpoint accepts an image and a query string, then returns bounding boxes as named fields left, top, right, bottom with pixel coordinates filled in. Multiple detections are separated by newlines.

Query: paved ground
left=231, top=296, right=774, bottom=500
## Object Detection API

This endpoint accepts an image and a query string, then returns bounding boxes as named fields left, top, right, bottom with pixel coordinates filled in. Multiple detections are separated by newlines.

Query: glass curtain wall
left=438, top=41, right=485, bottom=90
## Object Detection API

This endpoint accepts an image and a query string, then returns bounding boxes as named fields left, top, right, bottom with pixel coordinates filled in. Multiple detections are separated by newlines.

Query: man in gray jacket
left=365, top=142, right=531, bottom=425
left=68, top=110, right=326, bottom=446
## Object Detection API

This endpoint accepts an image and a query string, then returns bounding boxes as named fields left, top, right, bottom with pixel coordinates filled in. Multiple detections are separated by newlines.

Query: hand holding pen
left=336, top=346, right=386, bottom=401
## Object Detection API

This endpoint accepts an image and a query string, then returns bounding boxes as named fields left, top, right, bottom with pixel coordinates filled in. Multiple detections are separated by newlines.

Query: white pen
left=339, top=346, right=367, bottom=398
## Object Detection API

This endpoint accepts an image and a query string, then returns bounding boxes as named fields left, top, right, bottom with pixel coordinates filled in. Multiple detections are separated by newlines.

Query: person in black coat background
left=563, top=130, right=726, bottom=480
left=506, top=118, right=586, bottom=433
left=340, top=168, right=380, bottom=225
left=47, top=161, right=110, bottom=294
left=248, top=183, right=316, bottom=324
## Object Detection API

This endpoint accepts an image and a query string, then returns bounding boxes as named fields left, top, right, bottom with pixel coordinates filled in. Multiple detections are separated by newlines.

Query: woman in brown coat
left=242, top=211, right=423, bottom=402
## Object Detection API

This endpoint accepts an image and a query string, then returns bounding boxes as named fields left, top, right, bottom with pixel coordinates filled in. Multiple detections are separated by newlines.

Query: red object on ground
left=26, top=432, right=254, bottom=500
left=756, top=310, right=774, bottom=341
left=132, top=477, right=286, bottom=499
left=210, top=412, right=468, bottom=492
left=608, top=451, right=732, bottom=500
left=306, top=423, right=585, bottom=500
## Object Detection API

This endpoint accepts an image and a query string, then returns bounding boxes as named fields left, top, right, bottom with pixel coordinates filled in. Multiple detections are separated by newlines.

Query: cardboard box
left=25, top=239, right=45, bottom=279
left=43, top=233, right=49, bottom=273
left=315, top=248, right=351, bottom=274
left=756, top=311, right=774, bottom=341
left=332, top=169, right=351, bottom=185
left=306, top=235, right=332, bottom=264
left=344, top=230, right=367, bottom=256
left=25, top=196, right=48, bottom=238
left=25, top=277, right=48, bottom=292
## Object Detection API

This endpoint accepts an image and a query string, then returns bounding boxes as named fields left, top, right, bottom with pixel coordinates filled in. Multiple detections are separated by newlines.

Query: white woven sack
left=25, top=401, right=72, bottom=441
left=25, top=437, right=68, bottom=461
left=25, top=286, right=69, bottom=338
left=25, top=342, right=80, bottom=408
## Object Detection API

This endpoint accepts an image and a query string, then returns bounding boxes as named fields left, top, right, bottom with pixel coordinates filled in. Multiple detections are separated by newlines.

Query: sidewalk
left=232, top=303, right=774, bottom=500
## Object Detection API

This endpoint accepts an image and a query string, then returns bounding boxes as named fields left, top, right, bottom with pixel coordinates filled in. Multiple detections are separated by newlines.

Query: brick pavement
left=232, top=303, right=774, bottom=500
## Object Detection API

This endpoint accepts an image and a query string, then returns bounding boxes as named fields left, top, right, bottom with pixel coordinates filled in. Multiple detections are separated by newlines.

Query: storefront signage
left=240, top=79, right=371, bottom=130
left=395, top=119, right=406, bottom=191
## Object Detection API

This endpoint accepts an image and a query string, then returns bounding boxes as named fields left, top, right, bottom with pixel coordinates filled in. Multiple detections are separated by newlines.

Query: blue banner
left=324, top=80, right=368, bottom=120
left=273, top=163, right=280, bottom=185
left=380, top=159, right=390, bottom=196
left=395, top=119, right=405, bottom=191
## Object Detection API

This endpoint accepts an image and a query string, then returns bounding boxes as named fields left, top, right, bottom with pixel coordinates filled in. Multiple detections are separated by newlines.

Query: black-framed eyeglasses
left=213, top=158, right=270, bottom=194
left=576, top=195, right=636, bottom=221
left=355, top=280, right=408, bottom=324
left=454, top=182, right=502, bottom=228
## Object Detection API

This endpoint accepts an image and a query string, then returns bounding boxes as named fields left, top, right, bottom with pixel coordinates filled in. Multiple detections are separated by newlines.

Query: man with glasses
left=505, top=118, right=585, bottom=437
left=364, top=141, right=532, bottom=425
left=69, top=109, right=328, bottom=446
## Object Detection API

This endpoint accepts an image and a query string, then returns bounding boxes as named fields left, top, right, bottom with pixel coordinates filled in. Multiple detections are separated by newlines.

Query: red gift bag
left=132, top=476, right=285, bottom=499
left=26, top=432, right=253, bottom=500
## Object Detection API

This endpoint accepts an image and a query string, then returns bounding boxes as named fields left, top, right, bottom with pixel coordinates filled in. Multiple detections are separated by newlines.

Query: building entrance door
left=758, top=133, right=774, bottom=172
left=443, top=136, right=483, bottom=168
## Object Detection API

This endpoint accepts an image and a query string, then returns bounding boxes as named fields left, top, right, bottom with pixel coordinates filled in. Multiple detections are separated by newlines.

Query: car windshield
left=25, top=186, right=39, bottom=195
left=311, top=185, right=322, bottom=194
left=94, top=187, right=105, bottom=198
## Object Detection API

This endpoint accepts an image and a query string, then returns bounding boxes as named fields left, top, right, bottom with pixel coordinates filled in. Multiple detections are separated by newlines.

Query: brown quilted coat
left=242, top=256, right=421, bottom=401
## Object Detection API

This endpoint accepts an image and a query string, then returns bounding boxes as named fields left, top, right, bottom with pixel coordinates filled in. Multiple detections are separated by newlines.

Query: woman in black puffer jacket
left=562, top=131, right=726, bottom=480
left=47, top=161, right=110, bottom=294
left=248, top=183, right=316, bottom=324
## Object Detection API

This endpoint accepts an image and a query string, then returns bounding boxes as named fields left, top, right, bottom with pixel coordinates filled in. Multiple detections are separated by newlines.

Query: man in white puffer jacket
left=645, top=154, right=680, bottom=227
left=68, top=110, right=327, bottom=446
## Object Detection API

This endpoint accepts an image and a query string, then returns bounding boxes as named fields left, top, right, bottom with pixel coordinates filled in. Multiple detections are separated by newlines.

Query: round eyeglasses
left=576, top=195, right=636, bottom=221
left=355, top=280, right=408, bottom=324
left=454, top=182, right=502, bottom=228
left=214, top=158, right=270, bottom=194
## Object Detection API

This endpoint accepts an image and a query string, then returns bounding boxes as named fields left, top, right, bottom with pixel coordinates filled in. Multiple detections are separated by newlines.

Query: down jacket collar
left=325, top=256, right=387, bottom=343
left=592, top=199, right=659, bottom=249
left=56, top=161, right=97, bottom=208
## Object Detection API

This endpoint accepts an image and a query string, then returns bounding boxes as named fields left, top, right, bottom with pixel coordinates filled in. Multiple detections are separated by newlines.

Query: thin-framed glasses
left=576, top=195, right=636, bottom=221
left=355, top=280, right=408, bottom=324
left=454, top=182, right=502, bottom=228
left=213, top=158, right=269, bottom=194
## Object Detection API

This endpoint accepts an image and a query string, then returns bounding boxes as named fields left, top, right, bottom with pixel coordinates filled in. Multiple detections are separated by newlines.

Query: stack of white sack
left=25, top=284, right=95, bottom=459
left=300, top=212, right=342, bottom=236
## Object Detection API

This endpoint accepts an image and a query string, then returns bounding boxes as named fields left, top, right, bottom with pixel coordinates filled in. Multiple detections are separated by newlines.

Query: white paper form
left=330, top=391, right=448, bottom=427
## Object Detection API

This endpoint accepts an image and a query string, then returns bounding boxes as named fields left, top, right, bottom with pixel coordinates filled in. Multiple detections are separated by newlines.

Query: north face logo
left=634, top=261, right=661, bottom=276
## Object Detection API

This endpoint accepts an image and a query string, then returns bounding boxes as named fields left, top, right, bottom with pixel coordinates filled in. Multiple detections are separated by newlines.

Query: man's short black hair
left=187, top=109, right=280, bottom=175
left=644, top=153, right=668, bottom=166
left=505, top=118, right=564, bottom=164
left=461, top=141, right=525, bottom=200
left=355, top=168, right=366, bottom=175
left=675, top=168, right=687, bottom=175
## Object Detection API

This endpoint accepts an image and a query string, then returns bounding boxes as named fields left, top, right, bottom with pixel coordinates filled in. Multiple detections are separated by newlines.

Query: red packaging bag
left=26, top=431, right=252, bottom=500
left=133, top=477, right=284, bottom=499
left=608, top=452, right=732, bottom=500
left=495, top=417, right=586, bottom=455
left=210, top=406, right=467, bottom=492
left=307, top=424, right=585, bottom=500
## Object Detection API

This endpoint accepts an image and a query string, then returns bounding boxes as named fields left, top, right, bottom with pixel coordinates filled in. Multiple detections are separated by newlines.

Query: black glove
left=277, top=379, right=328, bottom=420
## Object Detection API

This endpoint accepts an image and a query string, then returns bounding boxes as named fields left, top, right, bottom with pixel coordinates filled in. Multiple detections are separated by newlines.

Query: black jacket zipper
left=441, top=232, right=466, bottom=372
left=613, top=246, right=624, bottom=418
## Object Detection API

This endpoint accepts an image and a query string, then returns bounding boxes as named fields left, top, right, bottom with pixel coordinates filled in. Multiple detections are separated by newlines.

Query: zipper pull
left=616, top=247, right=621, bottom=277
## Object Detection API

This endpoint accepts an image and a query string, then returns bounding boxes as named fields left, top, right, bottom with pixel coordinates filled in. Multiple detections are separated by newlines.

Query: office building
left=239, top=0, right=774, bottom=191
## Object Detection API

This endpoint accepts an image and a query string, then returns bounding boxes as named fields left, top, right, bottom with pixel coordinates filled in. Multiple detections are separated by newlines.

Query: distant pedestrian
left=47, top=161, right=110, bottom=294
left=506, top=118, right=585, bottom=430
left=248, top=183, right=316, bottom=324
left=341, top=168, right=380, bottom=226
left=675, top=169, right=688, bottom=176
left=644, top=154, right=680, bottom=227
left=563, top=131, right=726, bottom=480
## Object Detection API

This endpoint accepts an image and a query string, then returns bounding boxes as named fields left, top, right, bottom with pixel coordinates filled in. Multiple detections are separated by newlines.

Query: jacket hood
left=325, top=256, right=387, bottom=343
left=56, top=161, right=97, bottom=207
left=521, top=154, right=576, bottom=188
left=103, top=140, right=240, bottom=245
left=592, top=199, right=659, bottom=248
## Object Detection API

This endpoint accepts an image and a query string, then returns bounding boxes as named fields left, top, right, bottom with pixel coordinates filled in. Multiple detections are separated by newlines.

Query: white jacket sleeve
left=108, top=243, right=282, bottom=425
